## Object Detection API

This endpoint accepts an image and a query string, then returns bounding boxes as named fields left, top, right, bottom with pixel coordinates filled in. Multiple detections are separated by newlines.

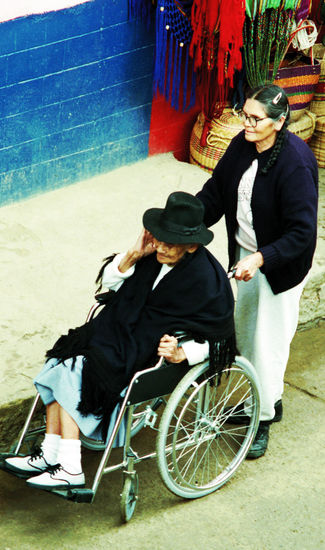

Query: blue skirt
left=34, top=356, right=126, bottom=446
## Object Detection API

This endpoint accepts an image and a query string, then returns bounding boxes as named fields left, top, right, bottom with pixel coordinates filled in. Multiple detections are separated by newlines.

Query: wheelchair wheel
left=79, top=435, right=106, bottom=451
left=156, top=357, right=260, bottom=499
left=80, top=398, right=163, bottom=451
left=120, top=475, right=139, bottom=523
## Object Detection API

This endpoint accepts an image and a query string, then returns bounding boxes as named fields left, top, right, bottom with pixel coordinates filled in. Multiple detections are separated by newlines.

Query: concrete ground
left=0, top=154, right=324, bottom=549
left=0, top=321, right=324, bottom=550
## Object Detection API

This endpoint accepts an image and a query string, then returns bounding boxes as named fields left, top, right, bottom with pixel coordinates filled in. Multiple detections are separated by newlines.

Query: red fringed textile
left=131, top=0, right=245, bottom=132
left=197, top=68, right=225, bottom=146
left=190, top=0, right=245, bottom=146
left=189, top=0, right=220, bottom=71
left=218, top=0, right=245, bottom=88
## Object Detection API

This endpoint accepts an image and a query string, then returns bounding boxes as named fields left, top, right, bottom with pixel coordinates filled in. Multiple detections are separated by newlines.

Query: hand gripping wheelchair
left=0, top=291, right=261, bottom=523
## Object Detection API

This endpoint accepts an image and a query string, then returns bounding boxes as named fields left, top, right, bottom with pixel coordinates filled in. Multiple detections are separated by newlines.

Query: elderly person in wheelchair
left=5, top=191, right=236, bottom=491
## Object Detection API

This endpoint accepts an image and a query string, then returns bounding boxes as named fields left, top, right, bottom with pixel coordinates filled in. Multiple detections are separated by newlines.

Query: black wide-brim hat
left=143, top=191, right=213, bottom=245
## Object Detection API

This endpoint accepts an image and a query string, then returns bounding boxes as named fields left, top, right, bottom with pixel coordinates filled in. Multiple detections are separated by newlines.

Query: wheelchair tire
left=120, top=475, right=139, bottom=523
left=156, top=357, right=260, bottom=499
left=80, top=398, right=163, bottom=451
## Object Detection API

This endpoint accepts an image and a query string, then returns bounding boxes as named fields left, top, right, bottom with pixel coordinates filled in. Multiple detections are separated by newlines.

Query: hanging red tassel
left=217, top=0, right=245, bottom=87
left=189, top=0, right=220, bottom=72
left=189, top=0, right=245, bottom=146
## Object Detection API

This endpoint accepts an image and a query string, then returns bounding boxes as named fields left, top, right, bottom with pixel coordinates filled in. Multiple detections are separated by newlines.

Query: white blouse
left=235, top=159, right=258, bottom=252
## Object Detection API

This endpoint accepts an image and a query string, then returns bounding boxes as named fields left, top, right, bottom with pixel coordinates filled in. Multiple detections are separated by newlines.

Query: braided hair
left=246, top=84, right=291, bottom=175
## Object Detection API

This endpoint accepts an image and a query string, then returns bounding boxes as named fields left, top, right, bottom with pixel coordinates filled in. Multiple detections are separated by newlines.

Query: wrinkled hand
left=157, top=334, right=186, bottom=363
left=133, top=228, right=156, bottom=258
left=234, top=251, right=264, bottom=282
left=118, top=229, right=155, bottom=273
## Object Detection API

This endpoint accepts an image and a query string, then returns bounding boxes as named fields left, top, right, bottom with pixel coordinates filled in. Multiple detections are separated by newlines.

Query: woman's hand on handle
left=234, top=251, right=264, bottom=282
left=157, top=334, right=186, bottom=363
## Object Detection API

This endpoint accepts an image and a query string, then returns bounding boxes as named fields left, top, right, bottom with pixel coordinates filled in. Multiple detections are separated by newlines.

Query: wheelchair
left=0, top=291, right=261, bottom=523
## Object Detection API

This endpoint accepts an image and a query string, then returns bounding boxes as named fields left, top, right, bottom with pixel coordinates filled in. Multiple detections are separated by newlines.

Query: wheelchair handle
left=173, top=330, right=188, bottom=340
left=95, top=291, right=115, bottom=304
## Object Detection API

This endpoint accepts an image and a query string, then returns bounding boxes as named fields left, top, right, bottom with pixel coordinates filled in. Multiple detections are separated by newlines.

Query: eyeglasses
left=238, top=111, right=269, bottom=128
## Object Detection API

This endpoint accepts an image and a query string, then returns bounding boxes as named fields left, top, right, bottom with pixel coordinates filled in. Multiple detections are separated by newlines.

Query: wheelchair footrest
left=50, top=487, right=94, bottom=503
left=0, top=451, right=17, bottom=461
left=0, top=452, right=31, bottom=479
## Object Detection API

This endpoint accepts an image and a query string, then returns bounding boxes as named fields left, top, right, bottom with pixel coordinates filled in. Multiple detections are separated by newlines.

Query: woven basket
left=309, top=44, right=325, bottom=117
left=310, top=116, right=325, bottom=168
left=288, top=110, right=316, bottom=142
left=273, top=54, right=321, bottom=121
left=190, top=108, right=242, bottom=173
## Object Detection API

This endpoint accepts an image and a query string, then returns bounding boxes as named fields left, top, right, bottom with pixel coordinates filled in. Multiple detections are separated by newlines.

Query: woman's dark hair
left=246, top=84, right=290, bottom=175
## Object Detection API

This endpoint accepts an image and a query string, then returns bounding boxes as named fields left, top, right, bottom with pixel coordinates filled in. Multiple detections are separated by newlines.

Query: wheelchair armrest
left=172, top=330, right=193, bottom=347
left=94, top=291, right=116, bottom=305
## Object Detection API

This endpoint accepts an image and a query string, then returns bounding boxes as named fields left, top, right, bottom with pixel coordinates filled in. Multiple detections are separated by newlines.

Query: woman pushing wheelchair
left=5, top=191, right=236, bottom=491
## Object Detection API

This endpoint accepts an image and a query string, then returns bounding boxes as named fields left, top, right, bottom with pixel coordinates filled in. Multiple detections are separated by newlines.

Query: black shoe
left=246, top=422, right=270, bottom=459
left=225, top=400, right=283, bottom=425
left=224, top=402, right=250, bottom=425
left=272, top=400, right=283, bottom=422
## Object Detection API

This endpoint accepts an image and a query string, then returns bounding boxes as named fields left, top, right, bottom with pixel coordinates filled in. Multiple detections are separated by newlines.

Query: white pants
left=235, top=247, right=307, bottom=421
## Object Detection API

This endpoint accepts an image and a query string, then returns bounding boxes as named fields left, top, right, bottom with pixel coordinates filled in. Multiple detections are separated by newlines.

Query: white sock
left=41, top=433, right=61, bottom=465
left=57, top=439, right=82, bottom=474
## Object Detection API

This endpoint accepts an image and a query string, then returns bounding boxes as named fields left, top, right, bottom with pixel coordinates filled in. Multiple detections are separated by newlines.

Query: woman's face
left=242, top=98, right=284, bottom=152
left=152, top=238, right=197, bottom=266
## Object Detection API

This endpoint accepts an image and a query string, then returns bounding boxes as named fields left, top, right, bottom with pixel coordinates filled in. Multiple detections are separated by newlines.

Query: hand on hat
left=139, top=228, right=156, bottom=257
left=118, top=229, right=156, bottom=273
left=157, top=334, right=186, bottom=363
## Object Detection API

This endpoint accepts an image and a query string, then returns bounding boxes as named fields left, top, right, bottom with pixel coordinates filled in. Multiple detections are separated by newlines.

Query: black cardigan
left=197, top=130, right=318, bottom=294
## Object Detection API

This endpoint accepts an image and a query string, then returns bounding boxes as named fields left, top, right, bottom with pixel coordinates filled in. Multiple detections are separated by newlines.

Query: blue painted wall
left=0, top=0, right=155, bottom=205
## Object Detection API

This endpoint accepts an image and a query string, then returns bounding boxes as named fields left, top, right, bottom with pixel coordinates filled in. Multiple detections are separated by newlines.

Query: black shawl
left=46, top=247, right=236, bottom=437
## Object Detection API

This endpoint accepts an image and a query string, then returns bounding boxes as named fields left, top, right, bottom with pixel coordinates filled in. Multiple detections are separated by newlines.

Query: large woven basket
left=309, top=44, right=325, bottom=117
left=310, top=116, right=325, bottom=168
left=288, top=110, right=316, bottom=142
left=273, top=54, right=321, bottom=121
left=190, top=108, right=243, bottom=173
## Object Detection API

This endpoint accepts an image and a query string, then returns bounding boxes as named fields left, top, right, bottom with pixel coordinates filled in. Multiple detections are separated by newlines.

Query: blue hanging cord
left=172, top=43, right=183, bottom=110
left=182, top=46, right=189, bottom=111
left=153, top=2, right=167, bottom=96
left=188, top=69, right=196, bottom=110
left=165, top=36, right=174, bottom=100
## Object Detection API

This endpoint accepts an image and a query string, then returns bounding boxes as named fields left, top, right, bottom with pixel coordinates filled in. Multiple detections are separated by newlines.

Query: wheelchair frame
left=0, top=293, right=261, bottom=523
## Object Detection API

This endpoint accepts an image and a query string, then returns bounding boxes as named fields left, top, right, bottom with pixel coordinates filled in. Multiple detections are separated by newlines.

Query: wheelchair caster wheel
left=120, top=475, right=139, bottom=523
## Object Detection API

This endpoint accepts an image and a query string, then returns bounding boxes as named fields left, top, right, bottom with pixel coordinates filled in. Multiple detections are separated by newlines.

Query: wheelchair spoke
left=157, top=361, right=260, bottom=497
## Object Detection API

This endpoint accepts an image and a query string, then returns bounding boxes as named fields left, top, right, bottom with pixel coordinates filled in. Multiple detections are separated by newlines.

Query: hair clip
left=272, top=92, right=282, bottom=105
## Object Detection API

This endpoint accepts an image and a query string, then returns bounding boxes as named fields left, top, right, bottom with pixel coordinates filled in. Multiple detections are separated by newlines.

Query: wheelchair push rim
left=80, top=398, right=164, bottom=451
left=156, top=358, right=260, bottom=499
